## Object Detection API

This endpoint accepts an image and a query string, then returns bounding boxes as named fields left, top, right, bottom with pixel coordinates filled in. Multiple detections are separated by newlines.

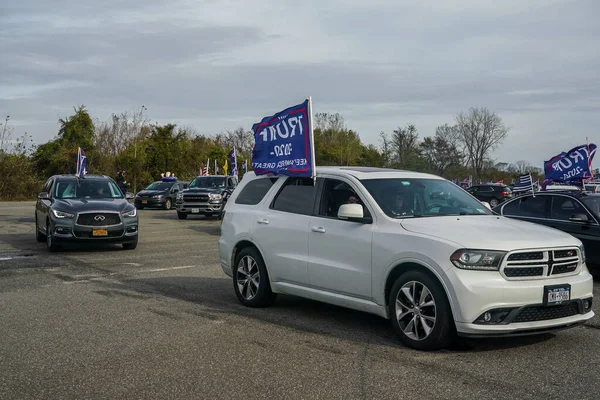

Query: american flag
left=512, top=174, right=534, bottom=192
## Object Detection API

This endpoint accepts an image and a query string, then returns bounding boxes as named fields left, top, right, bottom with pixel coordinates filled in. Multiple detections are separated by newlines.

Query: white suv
left=218, top=167, right=595, bottom=350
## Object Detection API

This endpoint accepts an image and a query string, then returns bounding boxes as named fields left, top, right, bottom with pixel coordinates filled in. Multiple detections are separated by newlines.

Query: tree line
left=0, top=105, right=543, bottom=200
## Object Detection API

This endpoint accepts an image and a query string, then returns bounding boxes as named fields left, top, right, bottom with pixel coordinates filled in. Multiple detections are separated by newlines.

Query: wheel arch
left=231, top=239, right=269, bottom=274
left=383, top=260, right=457, bottom=320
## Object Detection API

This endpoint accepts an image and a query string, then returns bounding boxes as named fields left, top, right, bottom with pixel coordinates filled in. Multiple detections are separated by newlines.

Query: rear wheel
left=233, top=247, right=276, bottom=307
left=489, top=198, right=499, bottom=208
left=388, top=269, right=455, bottom=351
left=177, top=211, right=187, bottom=220
left=164, top=199, right=172, bottom=210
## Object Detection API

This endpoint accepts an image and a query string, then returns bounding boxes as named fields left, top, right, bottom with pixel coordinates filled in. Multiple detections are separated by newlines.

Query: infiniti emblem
left=94, top=215, right=105, bottom=221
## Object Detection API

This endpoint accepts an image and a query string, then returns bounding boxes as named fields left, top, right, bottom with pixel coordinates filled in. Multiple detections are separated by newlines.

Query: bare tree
left=94, top=106, right=149, bottom=157
left=314, top=112, right=345, bottom=132
left=514, top=160, right=531, bottom=174
left=0, top=115, right=13, bottom=154
left=455, top=107, right=509, bottom=178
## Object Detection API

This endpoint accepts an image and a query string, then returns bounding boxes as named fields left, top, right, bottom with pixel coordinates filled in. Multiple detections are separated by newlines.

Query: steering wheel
left=427, top=204, right=445, bottom=211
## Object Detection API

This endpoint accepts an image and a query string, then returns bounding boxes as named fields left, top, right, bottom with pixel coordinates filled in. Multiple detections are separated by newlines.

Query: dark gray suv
left=35, top=174, right=139, bottom=252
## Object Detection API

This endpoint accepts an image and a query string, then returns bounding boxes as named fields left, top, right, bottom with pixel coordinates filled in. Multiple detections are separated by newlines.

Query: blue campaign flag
left=544, top=143, right=597, bottom=182
left=251, top=98, right=315, bottom=178
left=76, top=147, right=87, bottom=176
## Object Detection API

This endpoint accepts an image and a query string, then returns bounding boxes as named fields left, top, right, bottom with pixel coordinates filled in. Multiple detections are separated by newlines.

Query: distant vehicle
left=134, top=177, right=188, bottom=210
left=219, top=166, right=594, bottom=351
left=493, top=190, right=600, bottom=276
left=544, top=185, right=582, bottom=192
left=35, top=174, right=139, bottom=252
left=466, top=184, right=513, bottom=207
left=176, top=175, right=237, bottom=219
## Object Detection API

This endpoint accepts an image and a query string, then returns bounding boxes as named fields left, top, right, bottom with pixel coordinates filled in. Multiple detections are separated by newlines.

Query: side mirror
left=38, top=192, right=49, bottom=199
left=569, top=213, right=589, bottom=223
left=338, top=203, right=365, bottom=222
left=481, top=201, right=492, bottom=210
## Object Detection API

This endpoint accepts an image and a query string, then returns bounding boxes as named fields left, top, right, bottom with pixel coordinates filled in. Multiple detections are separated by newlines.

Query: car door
left=36, top=178, right=54, bottom=232
left=251, top=177, right=317, bottom=285
left=549, top=195, right=600, bottom=265
left=306, top=177, right=375, bottom=299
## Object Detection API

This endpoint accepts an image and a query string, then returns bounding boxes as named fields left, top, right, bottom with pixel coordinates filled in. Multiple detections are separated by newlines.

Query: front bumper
left=50, top=217, right=139, bottom=244
left=176, top=201, right=223, bottom=214
left=446, top=266, right=595, bottom=336
left=135, top=197, right=164, bottom=207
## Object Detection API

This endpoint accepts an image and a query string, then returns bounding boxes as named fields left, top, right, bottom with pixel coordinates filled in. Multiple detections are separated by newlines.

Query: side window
left=271, top=177, right=317, bottom=215
left=518, top=196, right=548, bottom=218
left=480, top=186, right=494, bottom=192
left=501, top=199, right=520, bottom=215
left=551, top=196, right=589, bottom=221
left=318, top=178, right=371, bottom=219
left=235, top=178, right=277, bottom=205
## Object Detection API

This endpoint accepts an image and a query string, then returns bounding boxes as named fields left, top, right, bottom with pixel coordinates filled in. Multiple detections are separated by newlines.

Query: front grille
left=501, top=248, right=581, bottom=280
left=77, top=213, right=121, bottom=226
left=513, top=303, right=580, bottom=323
left=183, top=195, right=209, bottom=202
left=504, top=267, right=543, bottom=277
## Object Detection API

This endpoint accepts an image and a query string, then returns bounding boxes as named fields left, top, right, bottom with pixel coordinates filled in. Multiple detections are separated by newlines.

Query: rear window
left=235, top=178, right=278, bottom=205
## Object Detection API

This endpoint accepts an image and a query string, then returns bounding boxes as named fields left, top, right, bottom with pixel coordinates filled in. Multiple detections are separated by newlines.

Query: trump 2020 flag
left=76, top=147, right=87, bottom=176
left=228, top=147, right=238, bottom=178
left=251, top=97, right=315, bottom=179
left=544, top=143, right=597, bottom=182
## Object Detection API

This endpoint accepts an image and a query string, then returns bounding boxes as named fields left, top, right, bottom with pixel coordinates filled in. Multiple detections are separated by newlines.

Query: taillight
left=502, top=191, right=508, bottom=195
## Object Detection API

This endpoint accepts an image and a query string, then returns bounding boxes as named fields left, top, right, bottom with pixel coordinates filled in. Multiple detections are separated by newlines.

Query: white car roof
left=243, top=166, right=445, bottom=181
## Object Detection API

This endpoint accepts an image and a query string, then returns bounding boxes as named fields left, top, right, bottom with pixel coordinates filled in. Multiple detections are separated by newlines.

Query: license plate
left=142, top=200, right=147, bottom=204
left=191, top=208, right=200, bottom=213
left=92, top=229, right=108, bottom=237
left=544, top=285, right=571, bottom=306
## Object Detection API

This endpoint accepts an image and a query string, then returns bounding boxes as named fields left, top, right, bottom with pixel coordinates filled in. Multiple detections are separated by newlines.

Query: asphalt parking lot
left=1, top=202, right=599, bottom=400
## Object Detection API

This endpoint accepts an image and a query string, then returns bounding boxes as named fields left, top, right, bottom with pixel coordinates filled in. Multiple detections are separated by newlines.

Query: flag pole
left=307, top=96, right=316, bottom=185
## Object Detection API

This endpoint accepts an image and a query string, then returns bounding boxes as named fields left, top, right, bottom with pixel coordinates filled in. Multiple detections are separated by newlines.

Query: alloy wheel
left=395, top=281, right=437, bottom=341
left=236, top=255, right=260, bottom=300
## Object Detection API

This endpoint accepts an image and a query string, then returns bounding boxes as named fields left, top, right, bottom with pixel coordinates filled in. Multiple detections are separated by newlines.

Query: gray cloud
left=1, top=0, right=599, bottom=169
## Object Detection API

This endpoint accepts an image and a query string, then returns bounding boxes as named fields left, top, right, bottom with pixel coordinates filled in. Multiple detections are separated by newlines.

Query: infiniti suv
left=218, top=167, right=594, bottom=350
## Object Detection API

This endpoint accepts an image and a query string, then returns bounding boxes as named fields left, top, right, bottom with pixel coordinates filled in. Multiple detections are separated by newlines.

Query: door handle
left=257, top=218, right=269, bottom=225
left=311, top=226, right=326, bottom=233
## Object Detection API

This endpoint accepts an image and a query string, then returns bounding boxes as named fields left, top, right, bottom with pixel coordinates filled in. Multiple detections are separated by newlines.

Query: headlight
left=209, top=193, right=222, bottom=200
left=579, top=245, right=586, bottom=263
left=122, top=208, right=137, bottom=218
left=450, top=249, right=506, bottom=271
left=52, top=209, right=74, bottom=219
left=152, top=195, right=161, bottom=199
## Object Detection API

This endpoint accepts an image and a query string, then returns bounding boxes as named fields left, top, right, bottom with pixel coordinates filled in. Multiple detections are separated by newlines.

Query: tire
left=35, top=215, right=45, bottom=242
left=177, top=211, right=187, bottom=220
left=205, top=213, right=212, bottom=219
left=136, top=205, right=144, bottom=210
left=232, top=246, right=276, bottom=307
left=388, top=269, right=456, bottom=351
left=122, top=240, right=138, bottom=250
left=489, top=198, right=499, bottom=208
left=46, top=221, right=59, bottom=252
left=164, top=199, right=172, bottom=210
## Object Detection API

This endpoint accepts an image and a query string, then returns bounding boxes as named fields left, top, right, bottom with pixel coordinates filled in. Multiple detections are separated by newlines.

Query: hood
left=399, top=215, right=581, bottom=251
left=183, top=187, right=224, bottom=194
left=137, top=190, right=166, bottom=197
left=53, top=198, right=131, bottom=213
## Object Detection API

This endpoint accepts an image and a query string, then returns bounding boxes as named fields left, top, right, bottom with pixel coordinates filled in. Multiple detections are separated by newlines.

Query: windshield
left=361, top=178, right=493, bottom=218
left=582, top=196, right=600, bottom=218
left=145, top=182, right=173, bottom=191
left=54, top=179, right=123, bottom=199
left=189, top=177, right=226, bottom=189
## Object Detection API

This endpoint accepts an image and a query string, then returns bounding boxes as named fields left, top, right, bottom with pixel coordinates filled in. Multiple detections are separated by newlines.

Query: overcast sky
left=1, top=0, right=598, bottom=168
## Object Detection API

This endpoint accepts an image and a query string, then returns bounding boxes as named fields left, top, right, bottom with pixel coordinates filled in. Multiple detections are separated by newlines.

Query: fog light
left=484, top=312, right=492, bottom=322
left=583, top=300, right=590, bottom=310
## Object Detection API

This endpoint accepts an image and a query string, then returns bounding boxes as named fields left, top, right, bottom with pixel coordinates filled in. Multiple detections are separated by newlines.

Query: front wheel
left=388, top=270, right=456, bottom=351
left=233, top=247, right=276, bottom=307
left=123, top=240, right=138, bottom=250
left=46, top=221, right=59, bottom=252
left=164, top=199, right=172, bottom=210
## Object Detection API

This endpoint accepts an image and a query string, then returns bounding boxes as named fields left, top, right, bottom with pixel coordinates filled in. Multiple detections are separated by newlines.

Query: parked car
left=176, top=175, right=237, bottom=219
left=218, top=167, right=594, bottom=351
left=466, top=184, right=513, bottom=207
left=134, top=178, right=188, bottom=210
left=35, top=174, right=139, bottom=252
left=493, top=191, right=600, bottom=276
